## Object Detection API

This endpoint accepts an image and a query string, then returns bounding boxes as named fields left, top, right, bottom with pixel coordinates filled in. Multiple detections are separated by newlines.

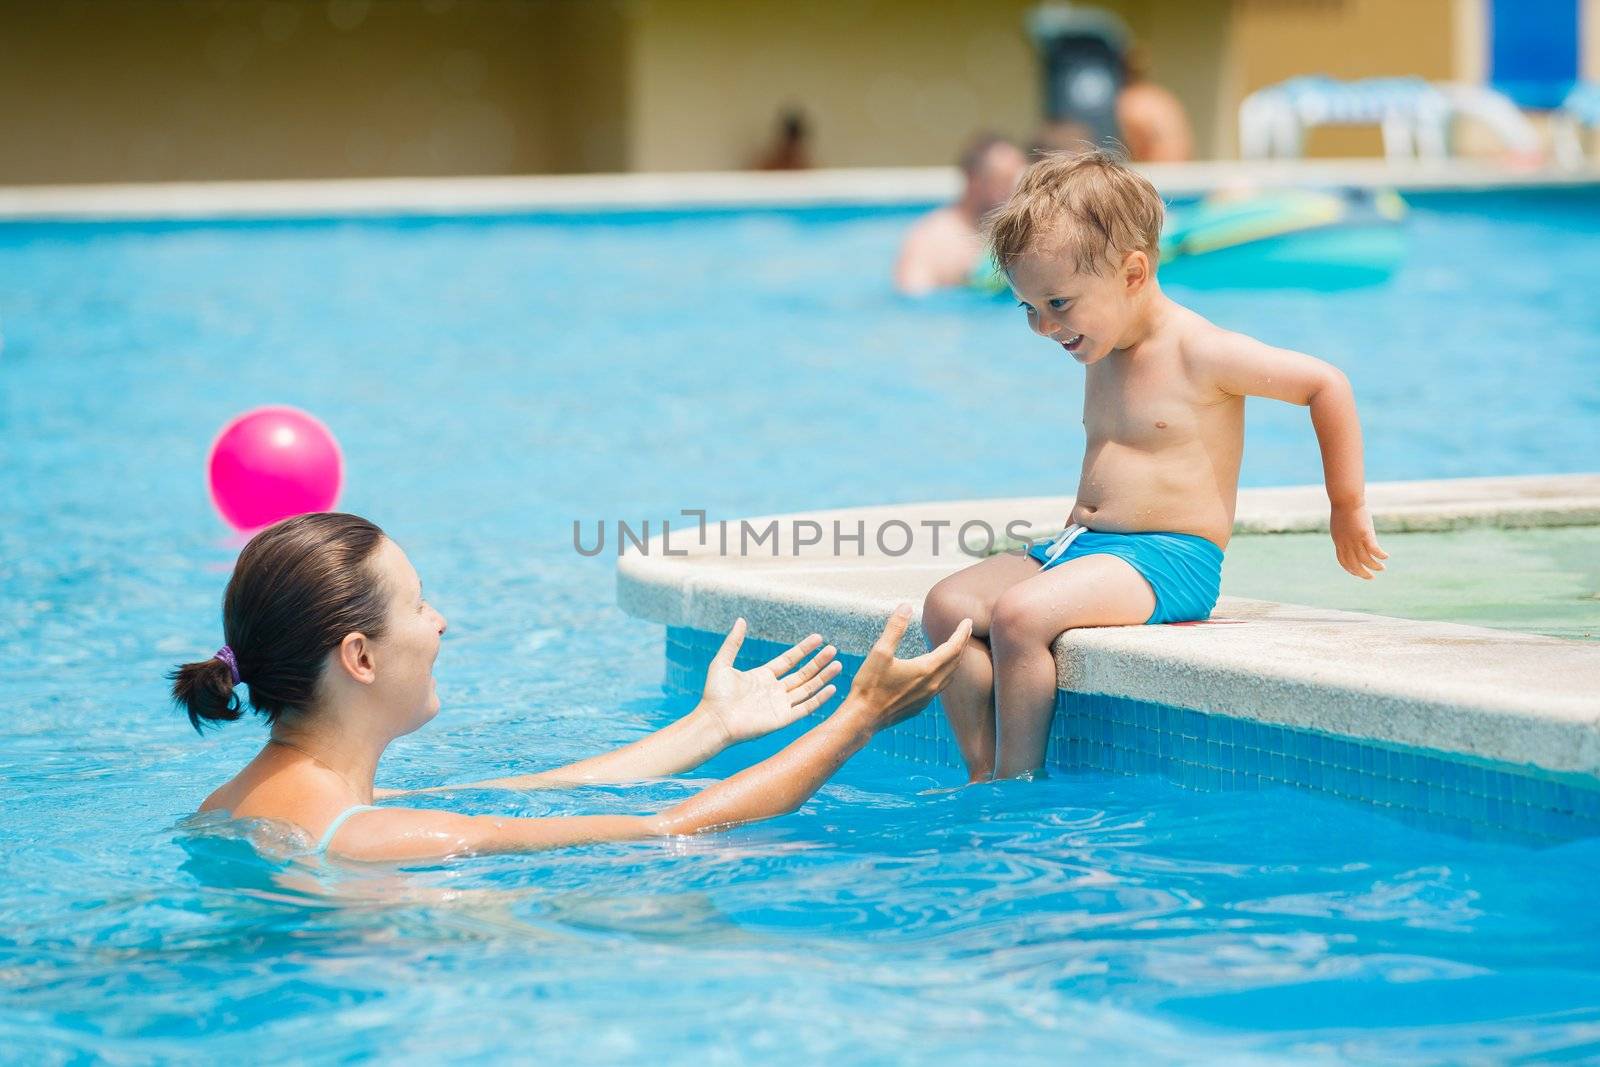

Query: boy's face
left=1007, top=244, right=1144, bottom=366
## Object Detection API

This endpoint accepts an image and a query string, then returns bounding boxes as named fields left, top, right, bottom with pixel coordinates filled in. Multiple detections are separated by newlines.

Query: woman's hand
left=696, top=619, right=843, bottom=745
left=844, top=605, right=971, bottom=732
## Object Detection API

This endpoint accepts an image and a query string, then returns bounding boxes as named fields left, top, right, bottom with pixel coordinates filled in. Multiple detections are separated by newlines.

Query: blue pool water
left=2, top=189, right=1599, bottom=1063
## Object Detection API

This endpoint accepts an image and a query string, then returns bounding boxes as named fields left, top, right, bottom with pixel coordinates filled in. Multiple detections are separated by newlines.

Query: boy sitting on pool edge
left=922, top=150, right=1388, bottom=783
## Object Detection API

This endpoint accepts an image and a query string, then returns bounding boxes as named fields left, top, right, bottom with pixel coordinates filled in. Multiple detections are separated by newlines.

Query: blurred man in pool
left=893, top=133, right=1027, bottom=295
left=921, top=150, right=1387, bottom=782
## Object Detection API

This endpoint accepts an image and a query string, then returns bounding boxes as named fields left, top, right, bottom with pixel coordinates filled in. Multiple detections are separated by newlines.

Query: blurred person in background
left=1115, top=45, right=1193, bottom=163
left=755, top=107, right=813, bottom=170
left=894, top=133, right=1028, bottom=295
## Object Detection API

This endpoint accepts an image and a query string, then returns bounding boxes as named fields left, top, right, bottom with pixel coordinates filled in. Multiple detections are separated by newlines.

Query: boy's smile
left=1050, top=323, right=1097, bottom=364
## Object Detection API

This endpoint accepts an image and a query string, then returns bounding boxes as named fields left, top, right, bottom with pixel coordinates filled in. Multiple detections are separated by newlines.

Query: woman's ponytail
left=169, top=655, right=243, bottom=733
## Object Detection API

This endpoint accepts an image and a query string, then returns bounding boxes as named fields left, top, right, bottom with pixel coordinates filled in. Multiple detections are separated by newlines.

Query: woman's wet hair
left=169, top=513, right=390, bottom=733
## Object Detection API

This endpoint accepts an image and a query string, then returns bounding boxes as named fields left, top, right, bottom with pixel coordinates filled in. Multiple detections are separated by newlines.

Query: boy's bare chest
left=1081, top=358, right=1209, bottom=448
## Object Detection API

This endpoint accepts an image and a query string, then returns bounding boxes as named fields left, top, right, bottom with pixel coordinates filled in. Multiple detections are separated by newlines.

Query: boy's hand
left=1331, top=503, right=1388, bottom=580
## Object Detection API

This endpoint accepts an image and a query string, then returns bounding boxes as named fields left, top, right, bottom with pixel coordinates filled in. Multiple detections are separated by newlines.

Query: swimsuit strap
left=1044, top=523, right=1088, bottom=565
left=316, top=804, right=379, bottom=853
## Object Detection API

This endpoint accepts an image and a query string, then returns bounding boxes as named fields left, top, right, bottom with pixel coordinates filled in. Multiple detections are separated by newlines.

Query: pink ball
left=208, top=406, right=343, bottom=532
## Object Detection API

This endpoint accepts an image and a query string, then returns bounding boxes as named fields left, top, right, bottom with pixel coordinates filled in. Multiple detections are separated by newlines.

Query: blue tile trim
left=665, top=625, right=1600, bottom=844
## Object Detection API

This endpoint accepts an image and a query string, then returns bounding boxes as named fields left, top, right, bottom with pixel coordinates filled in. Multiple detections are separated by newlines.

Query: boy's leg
left=922, top=552, right=1042, bottom=781
left=989, top=555, right=1156, bottom=779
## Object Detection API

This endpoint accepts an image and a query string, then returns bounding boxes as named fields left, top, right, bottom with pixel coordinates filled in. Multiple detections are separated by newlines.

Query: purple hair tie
left=215, top=645, right=241, bottom=686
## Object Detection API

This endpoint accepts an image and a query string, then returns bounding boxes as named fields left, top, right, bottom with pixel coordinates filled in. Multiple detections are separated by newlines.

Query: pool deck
left=618, top=474, right=1600, bottom=779
left=2, top=159, right=1597, bottom=220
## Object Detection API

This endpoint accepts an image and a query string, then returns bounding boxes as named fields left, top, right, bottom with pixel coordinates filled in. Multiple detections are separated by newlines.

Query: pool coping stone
left=2, top=160, right=1597, bottom=220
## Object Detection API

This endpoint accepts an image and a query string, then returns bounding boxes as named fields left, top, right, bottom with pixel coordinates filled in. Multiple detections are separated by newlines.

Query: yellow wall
left=0, top=0, right=629, bottom=183
left=1138, top=1, right=1234, bottom=168
left=0, top=0, right=1234, bottom=183
left=623, top=0, right=1229, bottom=171
left=1586, top=0, right=1600, bottom=79
left=1452, top=0, right=1487, bottom=83
left=4, top=0, right=1559, bottom=183
left=545, top=1, right=634, bottom=173
left=625, top=0, right=1044, bottom=171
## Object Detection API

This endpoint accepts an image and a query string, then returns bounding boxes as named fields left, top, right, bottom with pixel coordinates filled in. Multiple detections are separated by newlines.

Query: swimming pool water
left=2, top=189, right=1599, bottom=1064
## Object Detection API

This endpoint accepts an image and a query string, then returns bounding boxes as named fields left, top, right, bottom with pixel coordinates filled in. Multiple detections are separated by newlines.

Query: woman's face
left=368, top=538, right=448, bottom=734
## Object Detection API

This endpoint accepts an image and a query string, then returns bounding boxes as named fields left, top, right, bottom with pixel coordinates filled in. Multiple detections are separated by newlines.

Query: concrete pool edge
left=616, top=475, right=1600, bottom=781
left=2, top=159, right=1598, bottom=221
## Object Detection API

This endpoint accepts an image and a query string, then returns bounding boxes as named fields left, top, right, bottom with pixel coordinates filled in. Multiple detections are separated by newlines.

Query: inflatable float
left=1158, top=188, right=1406, bottom=290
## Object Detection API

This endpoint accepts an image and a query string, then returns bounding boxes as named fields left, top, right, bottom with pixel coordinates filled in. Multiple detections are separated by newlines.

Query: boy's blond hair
left=986, top=149, right=1164, bottom=276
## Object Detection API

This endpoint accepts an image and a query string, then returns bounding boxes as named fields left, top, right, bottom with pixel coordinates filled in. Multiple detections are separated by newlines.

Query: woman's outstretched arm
left=379, top=620, right=842, bottom=796
left=335, top=608, right=971, bottom=862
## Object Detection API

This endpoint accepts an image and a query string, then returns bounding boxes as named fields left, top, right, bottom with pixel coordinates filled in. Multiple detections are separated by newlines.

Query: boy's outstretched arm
left=1197, top=330, right=1389, bottom=579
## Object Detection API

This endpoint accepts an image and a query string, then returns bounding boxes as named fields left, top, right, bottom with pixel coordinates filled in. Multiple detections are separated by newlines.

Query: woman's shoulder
left=199, top=772, right=254, bottom=815
left=197, top=760, right=356, bottom=840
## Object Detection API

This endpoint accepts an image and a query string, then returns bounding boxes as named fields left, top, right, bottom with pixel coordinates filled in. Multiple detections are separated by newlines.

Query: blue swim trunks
left=1025, top=524, right=1225, bottom=625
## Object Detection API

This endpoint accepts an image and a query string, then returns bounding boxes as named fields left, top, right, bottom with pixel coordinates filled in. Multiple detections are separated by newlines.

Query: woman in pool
left=172, top=513, right=971, bottom=862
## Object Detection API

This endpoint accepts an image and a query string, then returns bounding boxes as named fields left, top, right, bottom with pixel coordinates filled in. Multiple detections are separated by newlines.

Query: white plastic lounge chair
left=1239, top=76, right=1539, bottom=161
left=1553, top=82, right=1600, bottom=167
